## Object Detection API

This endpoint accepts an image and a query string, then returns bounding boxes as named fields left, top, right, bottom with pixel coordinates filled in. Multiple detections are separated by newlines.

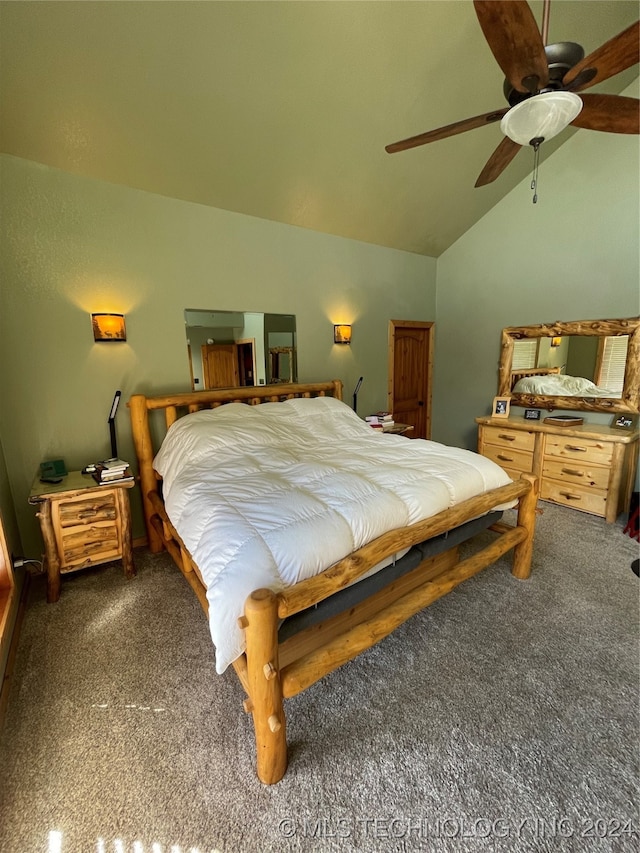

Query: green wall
left=433, top=80, right=640, bottom=451
left=0, top=154, right=436, bottom=551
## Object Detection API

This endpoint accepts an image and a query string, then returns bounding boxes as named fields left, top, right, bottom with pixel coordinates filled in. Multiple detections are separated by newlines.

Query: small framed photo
left=610, top=413, right=638, bottom=431
left=524, top=408, right=542, bottom=420
left=492, top=396, right=511, bottom=419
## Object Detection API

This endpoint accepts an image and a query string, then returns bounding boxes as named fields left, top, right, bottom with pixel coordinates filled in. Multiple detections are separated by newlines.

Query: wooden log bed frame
left=510, top=366, right=561, bottom=391
left=129, top=380, right=538, bottom=784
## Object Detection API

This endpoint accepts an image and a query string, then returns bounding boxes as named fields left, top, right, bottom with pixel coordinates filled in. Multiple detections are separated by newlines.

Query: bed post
left=511, top=473, right=538, bottom=580
left=129, top=393, right=164, bottom=553
left=243, top=588, right=287, bottom=784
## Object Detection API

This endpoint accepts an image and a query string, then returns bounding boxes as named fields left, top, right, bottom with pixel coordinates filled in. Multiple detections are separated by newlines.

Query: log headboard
left=128, top=380, right=343, bottom=551
left=510, top=366, right=561, bottom=392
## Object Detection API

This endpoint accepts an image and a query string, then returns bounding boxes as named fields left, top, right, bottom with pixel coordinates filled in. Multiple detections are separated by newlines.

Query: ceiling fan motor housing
left=503, top=42, right=585, bottom=105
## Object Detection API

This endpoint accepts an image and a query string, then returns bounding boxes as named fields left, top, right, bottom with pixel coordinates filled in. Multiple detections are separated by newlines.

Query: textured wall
left=0, top=155, right=436, bottom=550
left=433, top=80, right=640, bottom=452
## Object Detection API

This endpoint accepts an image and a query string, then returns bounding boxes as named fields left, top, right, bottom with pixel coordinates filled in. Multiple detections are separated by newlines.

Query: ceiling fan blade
left=563, top=20, right=640, bottom=92
left=473, top=0, right=549, bottom=94
left=475, top=136, right=522, bottom=187
left=385, top=108, right=508, bottom=153
left=571, top=94, right=640, bottom=134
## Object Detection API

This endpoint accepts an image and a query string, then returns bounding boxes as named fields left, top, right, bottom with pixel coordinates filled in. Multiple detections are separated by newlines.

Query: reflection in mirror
left=498, top=318, right=640, bottom=414
left=511, top=334, right=628, bottom=398
left=185, top=310, right=297, bottom=390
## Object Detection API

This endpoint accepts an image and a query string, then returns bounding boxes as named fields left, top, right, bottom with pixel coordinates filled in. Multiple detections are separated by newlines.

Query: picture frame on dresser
left=492, top=396, right=511, bottom=418
left=611, top=414, right=639, bottom=431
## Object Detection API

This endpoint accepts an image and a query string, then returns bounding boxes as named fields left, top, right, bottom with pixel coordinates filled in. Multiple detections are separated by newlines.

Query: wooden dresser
left=476, top=416, right=639, bottom=523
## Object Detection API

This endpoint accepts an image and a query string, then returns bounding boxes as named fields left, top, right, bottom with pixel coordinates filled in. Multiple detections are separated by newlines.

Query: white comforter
left=513, top=373, right=617, bottom=397
left=153, top=396, right=513, bottom=672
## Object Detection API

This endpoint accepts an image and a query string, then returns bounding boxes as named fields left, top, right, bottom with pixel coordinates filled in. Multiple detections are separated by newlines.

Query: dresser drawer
left=483, top=444, right=533, bottom=474
left=544, top=435, right=613, bottom=466
left=493, top=466, right=526, bottom=483
left=56, top=493, right=118, bottom=527
left=540, top=479, right=607, bottom=517
left=542, top=458, right=610, bottom=491
left=482, top=425, right=536, bottom=452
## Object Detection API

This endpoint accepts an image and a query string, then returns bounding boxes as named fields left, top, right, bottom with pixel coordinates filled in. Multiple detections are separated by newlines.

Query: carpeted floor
left=0, top=501, right=638, bottom=853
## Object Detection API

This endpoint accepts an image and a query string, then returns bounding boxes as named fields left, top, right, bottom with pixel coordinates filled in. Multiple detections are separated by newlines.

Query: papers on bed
left=153, top=396, right=515, bottom=673
left=513, top=373, right=617, bottom=397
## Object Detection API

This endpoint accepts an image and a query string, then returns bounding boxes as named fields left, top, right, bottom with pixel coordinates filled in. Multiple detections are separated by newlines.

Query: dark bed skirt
left=278, top=511, right=502, bottom=641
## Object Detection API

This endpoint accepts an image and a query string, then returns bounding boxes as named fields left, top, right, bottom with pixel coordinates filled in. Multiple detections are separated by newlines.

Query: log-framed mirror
left=497, top=317, right=640, bottom=414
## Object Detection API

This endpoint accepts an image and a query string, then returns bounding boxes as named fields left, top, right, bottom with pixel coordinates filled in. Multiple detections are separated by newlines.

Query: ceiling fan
left=385, top=0, right=640, bottom=188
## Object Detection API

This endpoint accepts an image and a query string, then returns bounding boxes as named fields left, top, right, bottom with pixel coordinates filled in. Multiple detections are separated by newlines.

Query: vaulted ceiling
left=1, top=1, right=638, bottom=256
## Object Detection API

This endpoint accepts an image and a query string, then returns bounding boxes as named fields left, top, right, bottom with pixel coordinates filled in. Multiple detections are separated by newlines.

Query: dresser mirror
left=497, top=317, right=640, bottom=414
left=185, top=309, right=297, bottom=390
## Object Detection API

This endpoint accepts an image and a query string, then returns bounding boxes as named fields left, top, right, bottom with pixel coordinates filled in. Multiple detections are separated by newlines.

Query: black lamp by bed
left=353, top=376, right=363, bottom=413
left=107, top=390, right=121, bottom=460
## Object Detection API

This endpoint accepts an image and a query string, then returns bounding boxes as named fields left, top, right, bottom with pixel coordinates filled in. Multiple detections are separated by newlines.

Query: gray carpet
left=1, top=502, right=638, bottom=853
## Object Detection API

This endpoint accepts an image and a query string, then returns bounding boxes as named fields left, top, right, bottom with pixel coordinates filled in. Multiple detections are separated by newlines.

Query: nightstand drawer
left=544, top=435, right=613, bottom=466
left=56, top=493, right=118, bottom=527
left=483, top=444, right=533, bottom=474
left=58, top=522, right=120, bottom=569
left=540, top=479, right=607, bottom=516
left=482, top=425, right=536, bottom=452
left=542, top=459, right=610, bottom=491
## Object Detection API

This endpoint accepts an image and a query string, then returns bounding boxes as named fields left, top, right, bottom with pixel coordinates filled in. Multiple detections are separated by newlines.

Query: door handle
left=418, top=401, right=424, bottom=406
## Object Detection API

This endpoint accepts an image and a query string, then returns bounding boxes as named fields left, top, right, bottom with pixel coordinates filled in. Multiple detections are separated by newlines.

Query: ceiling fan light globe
left=500, top=91, right=583, bottom=146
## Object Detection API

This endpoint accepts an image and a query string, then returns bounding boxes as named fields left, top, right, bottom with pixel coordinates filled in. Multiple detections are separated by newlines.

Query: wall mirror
left=185, top=309, right=297, bottom=390
left=497, top=317, right=640, bottom=414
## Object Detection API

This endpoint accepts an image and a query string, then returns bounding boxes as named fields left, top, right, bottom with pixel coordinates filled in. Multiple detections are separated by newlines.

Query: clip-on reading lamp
left=353, top=376, right=363, bottom=413
left=107, top=390, right=122, bottom=460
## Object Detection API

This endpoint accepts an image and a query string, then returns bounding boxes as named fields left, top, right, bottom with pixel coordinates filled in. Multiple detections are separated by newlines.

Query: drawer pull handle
left=497, top=454, right=514, bottom=462
left=565, top=445, right=587, bottom=452
left=498, top=434, right=516, bottom=441
left=561, top=468, right=584, bottom=477
left=560, top=492, right=582, bottom=501
left=78, top=509, right=99, bottom=519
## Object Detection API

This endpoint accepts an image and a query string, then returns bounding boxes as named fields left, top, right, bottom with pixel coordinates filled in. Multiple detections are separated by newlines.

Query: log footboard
left=240, top=473, right=537, bottom=784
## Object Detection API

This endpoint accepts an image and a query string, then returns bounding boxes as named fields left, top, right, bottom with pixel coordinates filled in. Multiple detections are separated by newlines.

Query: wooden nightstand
left=29, top=471, right=136, bottom=602
left=383, top=422, right=414, bottom=436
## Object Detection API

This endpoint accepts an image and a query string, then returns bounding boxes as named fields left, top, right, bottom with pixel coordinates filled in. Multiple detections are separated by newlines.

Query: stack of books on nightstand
left=365, top=412, right=395, bottom=431
left=92, top=458, right=134, bottom=485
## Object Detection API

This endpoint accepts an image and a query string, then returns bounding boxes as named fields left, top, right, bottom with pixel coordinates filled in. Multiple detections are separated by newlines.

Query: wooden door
left=202, top=344, right=239, bottom=389
left=236, top=340, right=256, bottom=386
left=388, top=320, right=434, bottom=439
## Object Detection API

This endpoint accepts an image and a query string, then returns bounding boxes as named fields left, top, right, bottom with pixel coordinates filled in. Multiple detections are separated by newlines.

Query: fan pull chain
left=530, top=137, right=543, bottom=204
